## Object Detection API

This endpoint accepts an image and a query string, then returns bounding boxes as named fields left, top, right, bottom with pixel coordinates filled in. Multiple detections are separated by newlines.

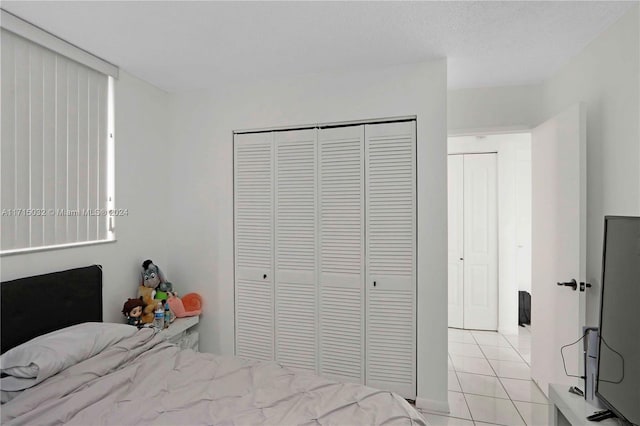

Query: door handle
left=557, top=279, right=577, bottom=291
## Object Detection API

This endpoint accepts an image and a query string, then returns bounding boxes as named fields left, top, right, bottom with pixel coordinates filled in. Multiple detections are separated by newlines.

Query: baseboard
left=498, top=327, right=518, bottom=336
left=415, top=396, right=450, bottom=414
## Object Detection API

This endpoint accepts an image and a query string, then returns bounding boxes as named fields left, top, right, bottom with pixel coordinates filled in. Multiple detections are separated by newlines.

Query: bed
left=1, top=266, right=426, bottom=425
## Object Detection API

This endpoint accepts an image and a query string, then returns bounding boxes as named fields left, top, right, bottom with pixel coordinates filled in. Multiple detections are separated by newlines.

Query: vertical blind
left=1, top=29, right=110, bottom=252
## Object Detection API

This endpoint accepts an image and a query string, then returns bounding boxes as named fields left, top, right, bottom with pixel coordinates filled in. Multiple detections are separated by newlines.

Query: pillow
left=2, top=364, right=38, bottom=379
left=0, top=376, right=37, bottom=394
left=0, top=322, right=137, bottom=391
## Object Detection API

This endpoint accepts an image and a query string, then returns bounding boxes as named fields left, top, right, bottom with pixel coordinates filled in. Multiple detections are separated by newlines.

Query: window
left=1, top=11, right=118, bottom=254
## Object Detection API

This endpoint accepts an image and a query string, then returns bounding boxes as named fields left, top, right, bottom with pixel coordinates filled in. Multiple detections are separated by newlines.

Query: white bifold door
left=448, top=153, right=498, bottom=331
left=234, top=121, right=416, bottom=399
left=365, top=122, right=416, bottom=397
left=318, top=125, right=365, bottom=383
left=274, top=129, right=318, bottom=372
left=234, top=132, right=274, bottom=360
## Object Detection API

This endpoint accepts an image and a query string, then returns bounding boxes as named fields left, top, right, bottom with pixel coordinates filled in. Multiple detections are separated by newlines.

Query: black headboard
left=1, top=265, right=103, bottom=354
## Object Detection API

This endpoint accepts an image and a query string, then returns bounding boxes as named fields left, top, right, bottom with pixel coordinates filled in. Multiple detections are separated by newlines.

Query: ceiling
left=1, top=1, right=635, bottom=93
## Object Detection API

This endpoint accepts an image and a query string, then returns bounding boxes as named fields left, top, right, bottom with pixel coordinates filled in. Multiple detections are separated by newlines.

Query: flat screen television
left=596, top=216, right=640, bottom=425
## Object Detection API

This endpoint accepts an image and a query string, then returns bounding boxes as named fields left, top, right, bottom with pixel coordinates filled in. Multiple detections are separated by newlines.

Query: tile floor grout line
left=448, top=333, right=478, bottom=424
left=467, top=333, right=509, bottom=423
left=448, top=334, right=505, bottom=426
left=496, top=329, right=551, bottom=415
left=471, top=330, right=530, bottom=426
left=503, top=326, right=531, bottom=365
left=448, top=328, right=548, bottom=425
left=501, top=328, right=553, bottom=409
left=455, top=372, right=551, bottom=404
left=449, top=329, right=527, bottom=426
left=453, top=361, right=477, bottom=424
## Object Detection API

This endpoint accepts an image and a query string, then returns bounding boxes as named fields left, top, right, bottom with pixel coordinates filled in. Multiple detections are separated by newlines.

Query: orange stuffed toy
left=167, top=292, right=202, bottom=318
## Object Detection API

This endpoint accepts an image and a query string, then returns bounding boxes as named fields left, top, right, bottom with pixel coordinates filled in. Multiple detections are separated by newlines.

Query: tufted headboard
left=1, top=265, right=103, bottom=354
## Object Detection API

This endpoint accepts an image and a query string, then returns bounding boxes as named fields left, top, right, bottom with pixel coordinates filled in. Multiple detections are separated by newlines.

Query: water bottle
left=154, top=302, right=164, bottom=329
left=164, top=302, right=171, bottom=328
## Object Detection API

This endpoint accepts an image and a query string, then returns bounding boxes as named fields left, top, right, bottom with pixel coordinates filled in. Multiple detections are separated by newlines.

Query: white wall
left=166, top=60, right=449, bottom=410
left=448, top=134, right=531, bottom=335
left=541, top=5, right=640, bottom=325
left=0, top=71, right=171, bottom=323
left=447, top=6, right=639, bottom=326
left=448, top=85, right=543, bottom=135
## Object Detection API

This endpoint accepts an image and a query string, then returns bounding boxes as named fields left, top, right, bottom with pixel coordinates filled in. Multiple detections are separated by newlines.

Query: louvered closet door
left=318, top=125, right=365, bottom=383
left=365, top=121, right=416, bottom=399
left=274, top=129, right=317, bottom=372
left=234, top=132, right=274, bottom=361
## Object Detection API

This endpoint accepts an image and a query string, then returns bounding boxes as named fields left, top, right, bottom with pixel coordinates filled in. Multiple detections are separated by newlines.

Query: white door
left=365, top=121, right=416, bottom=399
left=531, top=103, right=586, bottom=396
left=274, top=129, right=317, bottom=372
left=448, top=155, right=464, bottom=329
left=234, top=132, right=274, bottom=361
left=463, top=154, right=498, bottom=330
left=318, top=125, right=365, bottom=383
left=515, top=148, right=532, bottom=294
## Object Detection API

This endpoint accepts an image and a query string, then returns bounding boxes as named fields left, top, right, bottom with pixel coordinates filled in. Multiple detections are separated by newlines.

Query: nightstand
left=158, top=316, right=199, bottom=351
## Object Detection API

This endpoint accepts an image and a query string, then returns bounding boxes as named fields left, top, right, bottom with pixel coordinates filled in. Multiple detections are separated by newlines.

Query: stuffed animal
left=137, top=285, right=162, bottom=324
left=141, top=259, right=174, bottom=300
left=167, top=292, right=202, bottom=318
left=122, top=298, right=145, bottom=327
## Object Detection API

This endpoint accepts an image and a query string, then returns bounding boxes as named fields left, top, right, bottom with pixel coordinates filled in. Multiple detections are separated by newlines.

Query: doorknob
left=557, top=279, right=577, bottom=291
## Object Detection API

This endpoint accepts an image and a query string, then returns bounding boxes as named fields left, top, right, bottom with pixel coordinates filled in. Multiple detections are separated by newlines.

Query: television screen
left=596, top=216, right=640, bottom=425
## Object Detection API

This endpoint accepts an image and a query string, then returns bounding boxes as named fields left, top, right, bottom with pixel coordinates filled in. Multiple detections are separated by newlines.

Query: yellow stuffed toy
left=137, top=286, right=162, bottom=324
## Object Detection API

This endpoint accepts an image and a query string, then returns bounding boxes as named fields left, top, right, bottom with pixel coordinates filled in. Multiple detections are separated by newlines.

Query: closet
left=447, top=153, right=498, bottom=331
left=234, top=120, right=416, bottom=399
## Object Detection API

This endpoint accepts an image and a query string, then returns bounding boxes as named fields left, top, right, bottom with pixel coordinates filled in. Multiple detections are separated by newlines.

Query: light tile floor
left=419, top=326, right=552, bottom=426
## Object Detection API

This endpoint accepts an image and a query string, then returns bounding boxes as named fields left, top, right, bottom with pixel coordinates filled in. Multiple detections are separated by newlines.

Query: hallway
left=420, top=327, right=551, bottom=426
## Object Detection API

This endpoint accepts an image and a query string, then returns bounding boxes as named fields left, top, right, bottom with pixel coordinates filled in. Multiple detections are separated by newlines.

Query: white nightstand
left=158, top=316, right=199, bottom=351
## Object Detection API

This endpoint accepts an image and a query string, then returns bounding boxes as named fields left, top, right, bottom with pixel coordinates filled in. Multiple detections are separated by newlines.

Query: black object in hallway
left=519, top=291, right=531, bottom=326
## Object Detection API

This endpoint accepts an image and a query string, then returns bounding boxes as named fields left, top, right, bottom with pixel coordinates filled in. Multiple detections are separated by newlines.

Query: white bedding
left=2, top=326, right=427, bottom=425
left=1, top=322, right=137, bottom=391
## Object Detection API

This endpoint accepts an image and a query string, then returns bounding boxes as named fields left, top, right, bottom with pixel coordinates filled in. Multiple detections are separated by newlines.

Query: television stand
left=549, top=384, right=619, bottom=425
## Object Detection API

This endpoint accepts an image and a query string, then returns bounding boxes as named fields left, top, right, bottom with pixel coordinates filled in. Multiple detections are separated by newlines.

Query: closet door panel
left=463, top=153, right=498, bottom=330
left=318, top=125, right=365, bottom=383
left=234, top=132, right=274, bottom=361
left=365, top=121, right=416, bottom=399
left=274, top=129, right=318, bottom=372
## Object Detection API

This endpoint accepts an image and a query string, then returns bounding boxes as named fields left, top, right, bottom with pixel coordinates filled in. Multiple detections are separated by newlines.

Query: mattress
left=2, top=327, right=426, bottom=425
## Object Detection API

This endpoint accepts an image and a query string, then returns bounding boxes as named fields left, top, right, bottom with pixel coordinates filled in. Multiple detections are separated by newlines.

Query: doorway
left=447, top=134, right=532, bottom=334
left=447, top=104, right=587, bottom=398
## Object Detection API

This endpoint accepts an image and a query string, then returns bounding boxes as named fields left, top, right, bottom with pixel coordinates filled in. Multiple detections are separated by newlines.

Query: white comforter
left=2, top=328, right=426, bottom=425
